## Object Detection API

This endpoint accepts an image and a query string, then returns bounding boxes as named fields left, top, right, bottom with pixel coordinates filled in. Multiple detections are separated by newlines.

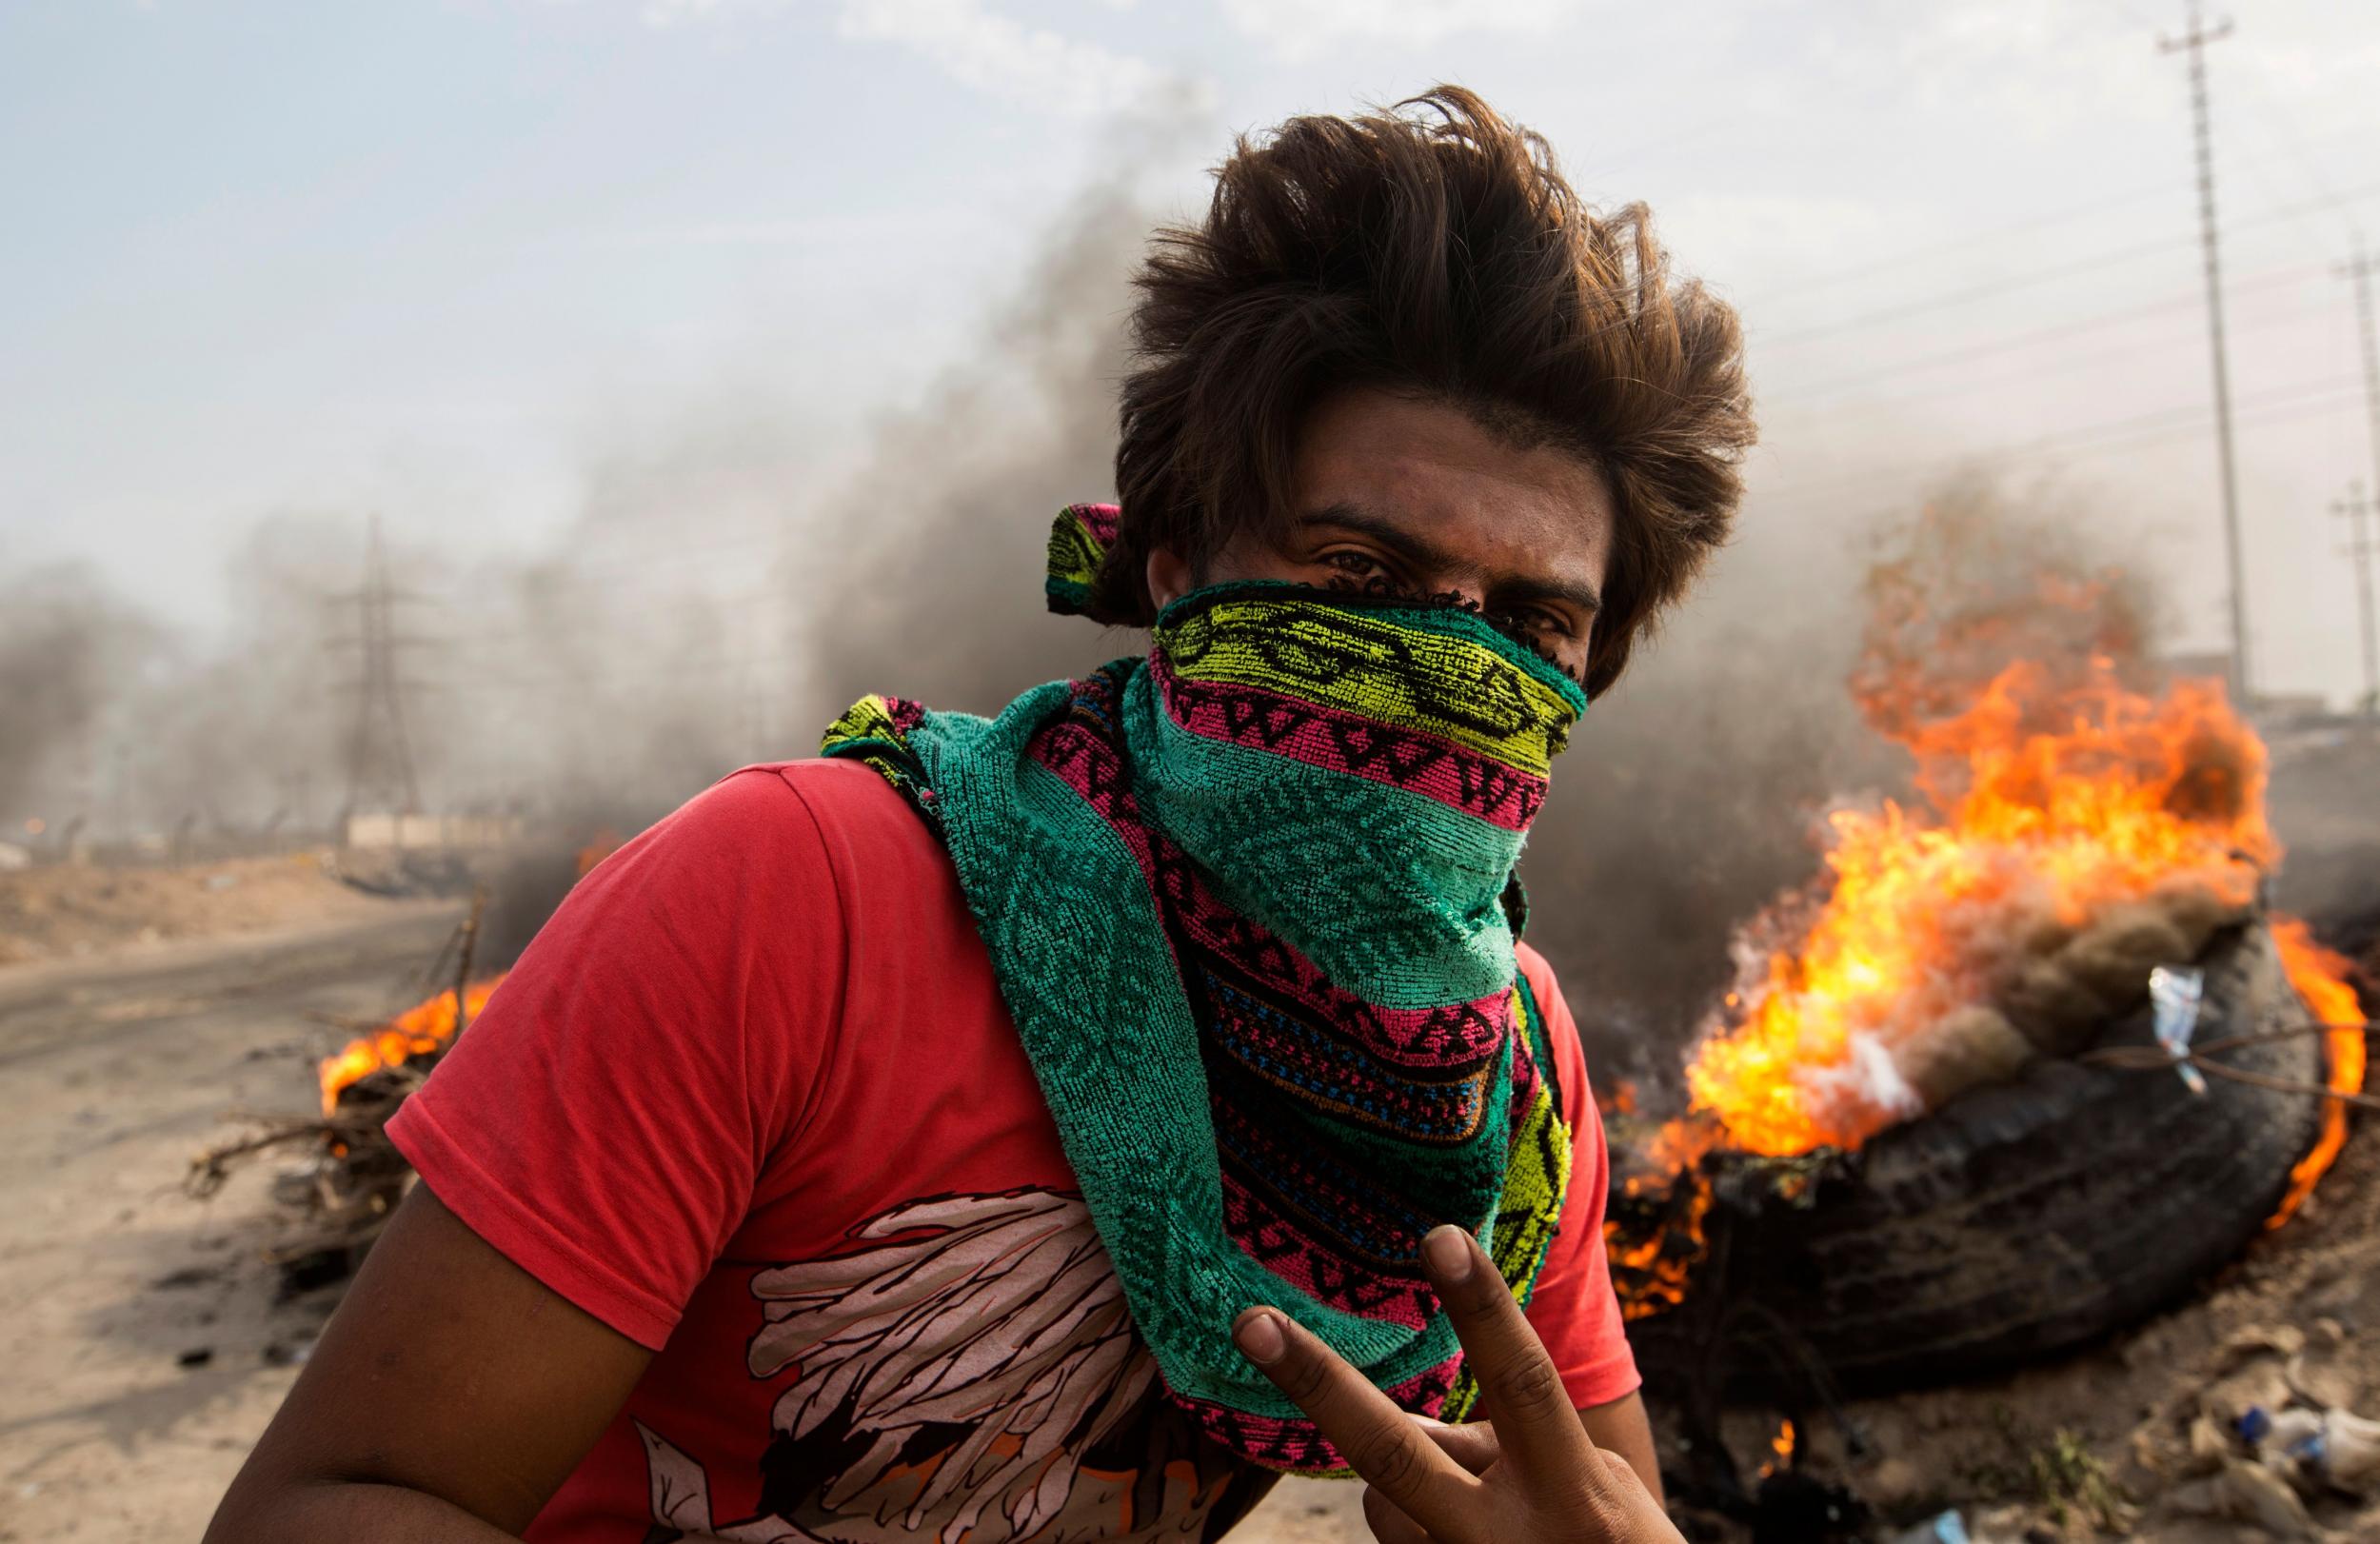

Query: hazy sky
left=6, top=0, right=2379, bottom=703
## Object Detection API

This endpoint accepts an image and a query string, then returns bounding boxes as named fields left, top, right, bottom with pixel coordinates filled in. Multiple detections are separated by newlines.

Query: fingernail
left=1423, top=1225, right=1476, bottom=1284
left=1235, top=1309, right=1287, bottom=1365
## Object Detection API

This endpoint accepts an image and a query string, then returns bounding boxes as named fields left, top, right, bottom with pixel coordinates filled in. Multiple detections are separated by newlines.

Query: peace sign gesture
left=1233, top=1225, right=1680, bottom=1544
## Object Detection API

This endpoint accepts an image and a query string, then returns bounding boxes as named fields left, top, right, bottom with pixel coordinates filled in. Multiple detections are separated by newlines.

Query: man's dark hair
left=1099, top=86, right=1755, bottom=699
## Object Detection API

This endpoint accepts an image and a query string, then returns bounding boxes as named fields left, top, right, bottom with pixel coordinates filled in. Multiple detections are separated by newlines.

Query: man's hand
left=1232, top=1225, right=1680, bottom=1544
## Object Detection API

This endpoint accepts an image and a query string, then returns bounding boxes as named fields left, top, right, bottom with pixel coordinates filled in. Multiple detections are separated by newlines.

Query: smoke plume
left=17, top=134, right=2362, bottom=1075
left=0, top=562, right=160, bottom=826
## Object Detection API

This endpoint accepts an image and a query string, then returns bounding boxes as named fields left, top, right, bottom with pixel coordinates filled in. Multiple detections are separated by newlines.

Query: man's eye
left=1320, top=551, right=1400, bottom=588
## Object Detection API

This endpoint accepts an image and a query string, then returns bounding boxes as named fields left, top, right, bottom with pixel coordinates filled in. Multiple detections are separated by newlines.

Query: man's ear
left=1145, top=546, right=1197, bottom=612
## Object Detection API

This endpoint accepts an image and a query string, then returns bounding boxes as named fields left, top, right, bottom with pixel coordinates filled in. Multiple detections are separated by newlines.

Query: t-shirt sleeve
left=385, top=766, right=844, bottom=1350
left=1515, top=944, right=1642, bottom=1410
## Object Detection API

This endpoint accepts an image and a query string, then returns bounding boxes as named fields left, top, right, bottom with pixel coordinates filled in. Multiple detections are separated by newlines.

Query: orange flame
left=318, top=977, right=507, bottom=1115
left=2267, top=919, right=2369, bottom=1228
left=1604, top=1171, right=1711, bottom=1321
left=1682, top=661, right=2274, bottom=1157
left=1606, top=505, right=2369, bottom=1320
left=1758, top=1419, right=1796, bottom=1479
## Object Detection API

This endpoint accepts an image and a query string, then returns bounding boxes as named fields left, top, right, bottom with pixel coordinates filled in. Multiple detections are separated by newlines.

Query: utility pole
left=335, top=515, right=426, bottom=825
left=2341, top=237, right=2380, bottom=562
left=2162, top=0, right=2252, bottom=708
left=2335, top=482, right=2379, bottom=717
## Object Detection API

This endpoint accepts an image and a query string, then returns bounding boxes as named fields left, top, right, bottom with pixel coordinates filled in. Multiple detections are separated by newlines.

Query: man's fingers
left=1233, top=1308, right=1478, bottom=1536
left=1359, top=1484, right=1436, bottom=1544
left=1597, top=1445, right=1651, bottom=1496
left=1358, top=1415, right=1496, bottom=1542
left=1415, top=1416, right=1500, bottom=1475
left=1418, top=1226, right=1594, bottom=1481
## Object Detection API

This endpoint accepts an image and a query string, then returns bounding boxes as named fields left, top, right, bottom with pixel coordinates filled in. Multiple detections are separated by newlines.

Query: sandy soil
left=0, top=852, right=399, bottom=969
left=0, top=906, right=462, bottom=1542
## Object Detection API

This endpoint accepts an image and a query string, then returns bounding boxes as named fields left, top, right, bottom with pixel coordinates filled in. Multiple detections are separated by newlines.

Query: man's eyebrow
left=1297, top=502, right=1454, bottom=572
left=1494, top=572, right=1603, bottom=617
left=1298, top=501, right=1602, bottom=616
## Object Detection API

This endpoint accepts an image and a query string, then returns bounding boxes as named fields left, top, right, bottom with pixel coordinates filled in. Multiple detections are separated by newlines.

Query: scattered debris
left=1885, top=1510, right=1969, bottom=1544
left=1748, top=1470, right=1867, bottom=1544
left=2244, top=1402, right=2380, bottom=1496
left=259, top=1337, right=314, bottom=1367
left=2028, top=1427, right=2130, bottom=1533
left=2152, top=1458, right=2316, bottom=1540
left=188, top=891, right=489, bottom=1293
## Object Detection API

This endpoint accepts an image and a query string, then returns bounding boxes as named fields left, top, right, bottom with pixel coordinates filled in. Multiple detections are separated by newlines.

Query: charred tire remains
left=1623, top=920, right=2328, bottom=1399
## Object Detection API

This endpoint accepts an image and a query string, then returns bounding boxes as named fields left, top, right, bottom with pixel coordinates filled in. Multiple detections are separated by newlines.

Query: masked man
left=210, top=86, right=1753, bottom=1544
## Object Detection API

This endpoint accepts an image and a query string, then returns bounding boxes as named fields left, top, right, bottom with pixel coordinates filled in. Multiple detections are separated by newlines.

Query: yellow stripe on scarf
left=1162, top=598, right=1576, bottom=777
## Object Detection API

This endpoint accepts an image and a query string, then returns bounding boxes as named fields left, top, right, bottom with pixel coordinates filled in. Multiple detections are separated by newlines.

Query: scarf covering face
left=821, top=503, right=1588, bottom=1473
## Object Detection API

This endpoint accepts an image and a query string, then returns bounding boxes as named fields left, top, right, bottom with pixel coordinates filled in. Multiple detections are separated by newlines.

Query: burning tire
left=1624, top=920, right=2329, bottom=1398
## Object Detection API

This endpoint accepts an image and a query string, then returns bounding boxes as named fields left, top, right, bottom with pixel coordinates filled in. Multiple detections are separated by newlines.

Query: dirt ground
left=0, top=902, right=463, bottom=1541
left=0, top=851, right=397, bottom=968
left=0, top=881, right=1373, bottom=1544
left=0, top=866, right=2370, bottom=1544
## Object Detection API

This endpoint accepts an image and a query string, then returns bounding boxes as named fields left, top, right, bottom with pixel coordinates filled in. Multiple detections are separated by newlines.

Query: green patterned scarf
left=823, top=504, right=1587, bottom=1471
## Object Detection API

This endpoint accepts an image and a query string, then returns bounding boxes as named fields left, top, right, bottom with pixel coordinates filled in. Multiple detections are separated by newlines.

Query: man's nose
left=1435, top=579, right=1488, bottom=611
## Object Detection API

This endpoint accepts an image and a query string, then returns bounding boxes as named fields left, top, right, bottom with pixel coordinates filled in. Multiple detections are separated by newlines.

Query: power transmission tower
left=2161, top=0, right=2252, bottom=708
left=336, top=515, right=426, bottom=822
left=2334, top=482, right=2378, bottom=717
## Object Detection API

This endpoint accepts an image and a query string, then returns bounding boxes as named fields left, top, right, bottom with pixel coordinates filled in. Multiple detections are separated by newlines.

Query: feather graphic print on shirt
left=636, top=1190, right=1257, bottom=1544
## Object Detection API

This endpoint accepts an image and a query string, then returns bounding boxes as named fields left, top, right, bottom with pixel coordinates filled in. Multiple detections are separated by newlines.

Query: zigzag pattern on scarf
left=1152, top=657, right=1550, bottom=830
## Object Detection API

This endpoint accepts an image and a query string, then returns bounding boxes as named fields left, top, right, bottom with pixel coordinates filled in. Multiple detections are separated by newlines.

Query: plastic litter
left=2240, top=1403, right=2380, bottom=1495
left=1887, top=1510, right=1969, bottom=1544
left=2149, top=963, right=2209, bottom=1096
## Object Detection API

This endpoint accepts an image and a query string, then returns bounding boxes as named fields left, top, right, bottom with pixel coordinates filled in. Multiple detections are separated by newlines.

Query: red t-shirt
left=387, top=760, right=1638, bottom=1542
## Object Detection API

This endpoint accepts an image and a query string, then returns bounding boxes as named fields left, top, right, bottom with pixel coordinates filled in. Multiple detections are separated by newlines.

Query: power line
left=1775, top=262, right=2328, bottom=407
left=1735, top=106, right=2380, bottom=315
left=1747, top=180, right=2187, bottom=307
left=412, top=384, right=2375, bottom=703
left=1756, top=230, right=2192, bottom=347
left=2213, top=12, right=2365, bottom=245
left=293, top=156, right=2380, bottom=690
left=1753, top=178, right=2380, bottom=353
left=1751, top=374, right=2365, bottom=513
left=315, top=181, right=2378, bottom=640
